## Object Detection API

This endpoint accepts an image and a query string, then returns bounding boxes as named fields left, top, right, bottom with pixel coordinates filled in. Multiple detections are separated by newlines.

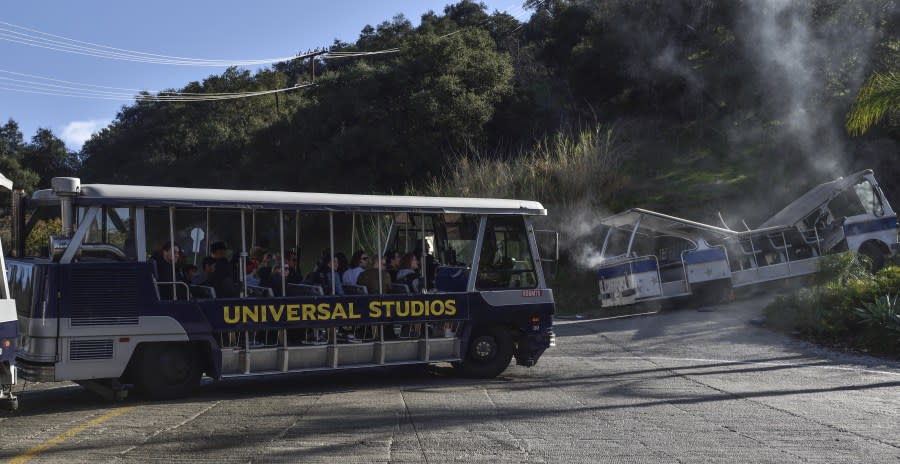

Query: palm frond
left=846, top=72, right=900, bottom=136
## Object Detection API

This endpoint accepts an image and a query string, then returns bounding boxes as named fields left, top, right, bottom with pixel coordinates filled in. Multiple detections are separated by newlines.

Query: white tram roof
left=759, top=169, right=872, bottom=228
left=600, top=208, right=736, bottom=238
left=31, top=180, right=547, bottom=215
left=599, top=208, right=795, bottom=239
left=599, top=170, right=876, bottom=238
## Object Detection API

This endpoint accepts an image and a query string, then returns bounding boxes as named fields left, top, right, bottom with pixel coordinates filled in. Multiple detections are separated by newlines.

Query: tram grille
left=69, top=339, right=114, bottom=360
left=70, top=267, right=139, bottom=326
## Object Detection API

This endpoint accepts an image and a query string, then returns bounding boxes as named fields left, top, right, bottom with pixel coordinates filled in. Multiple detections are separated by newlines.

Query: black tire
left=453, top=326, right=514, bottom=379
left=2, top=397, right=16, bottom=412
left=859, top=243, right=885, bottom=273
left=690, top=281, right=732, bottom=307
left=132, top=343, right=201, bottom=400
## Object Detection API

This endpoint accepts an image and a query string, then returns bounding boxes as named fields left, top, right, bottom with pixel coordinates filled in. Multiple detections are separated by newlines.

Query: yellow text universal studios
left=223, top=299, right=458, bottom=324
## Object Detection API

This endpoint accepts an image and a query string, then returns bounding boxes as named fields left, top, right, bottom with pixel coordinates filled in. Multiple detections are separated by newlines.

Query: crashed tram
left=8, top=177, right=556, bottom=400
left=597, top=169, right=899, bottom=307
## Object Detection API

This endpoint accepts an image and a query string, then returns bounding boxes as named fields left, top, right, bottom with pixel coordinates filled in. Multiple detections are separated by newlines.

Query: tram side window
left=23, top=205, right=61, bottom=257
left=853, top=179, right=884, bottom=216
left=476, top=217, right=537, bottom=290
left=440, top=214, right=478, bottom=266
left=80, top=207, right=137, bottom=259
left=829, top=188, right=867, bottom=219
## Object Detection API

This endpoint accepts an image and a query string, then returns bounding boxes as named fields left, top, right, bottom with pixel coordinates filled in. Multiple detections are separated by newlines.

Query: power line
left=0, top=69, right=315, bottom=101
left=0, top=21, right=322, bottom=66
left=0, top=0, right=535, bottom=66
left=0, top=1, right=539, bottom=101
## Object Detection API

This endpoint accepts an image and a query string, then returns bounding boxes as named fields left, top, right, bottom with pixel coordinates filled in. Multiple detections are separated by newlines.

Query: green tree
left=22, top=128, right=78, bottom=188
left=0, top=119, right=39, bottom=192
left=846, top=72, right=900, bottom=136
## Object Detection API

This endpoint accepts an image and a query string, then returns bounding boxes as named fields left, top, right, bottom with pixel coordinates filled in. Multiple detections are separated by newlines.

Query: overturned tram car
left=596, top=169, right=899, bottom=307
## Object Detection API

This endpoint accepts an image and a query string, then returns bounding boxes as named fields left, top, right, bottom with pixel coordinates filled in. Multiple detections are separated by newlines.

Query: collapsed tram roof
left=600, top=170, right=876, bottom=238
left=759, top=169, right=873, bottom=229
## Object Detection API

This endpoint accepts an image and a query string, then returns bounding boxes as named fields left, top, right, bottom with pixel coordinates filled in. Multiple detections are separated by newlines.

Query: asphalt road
left=2, top=296, right=899, bottom=463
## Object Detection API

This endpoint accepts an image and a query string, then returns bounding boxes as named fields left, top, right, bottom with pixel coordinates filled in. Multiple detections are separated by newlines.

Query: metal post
left=169, top=207, right=177, bottom=300
left=279, top=210, right=286, bottom=297
left=813, top=227, right=822, bottom=257
left=251, top=209, right=257, bottom=249
left=351, top=213, right=356, bottom=255
left=240, top=210, right=248, bottom=298
left=244, top=330, right=251, bottom=374
left=599, top=227, right=613, bottom=261
left=748, top=236, right=760, bottom=273
left=205, top=208, right=210, bottom=257
left=329, top=212, right=336, bottom=296
left=782, top=231, right=791, bottom=273
left=421, top=214, right=427, bottom=293
left=626, top=217, right=642, bottom=258
left=377, top=214, right=383, bottom=294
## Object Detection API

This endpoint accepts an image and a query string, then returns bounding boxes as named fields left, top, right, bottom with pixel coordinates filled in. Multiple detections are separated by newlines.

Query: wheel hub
left=473, top=337, right=496, bottom=360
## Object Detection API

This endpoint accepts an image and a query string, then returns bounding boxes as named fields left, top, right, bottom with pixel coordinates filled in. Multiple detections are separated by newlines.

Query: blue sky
left=2, top=1, right=525, bottom=150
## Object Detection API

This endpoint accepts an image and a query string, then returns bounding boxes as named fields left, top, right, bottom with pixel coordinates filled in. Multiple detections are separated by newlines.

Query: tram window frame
left=475, top=216, right=538, bottom=290
left=22, top=204, right=61, bottom=257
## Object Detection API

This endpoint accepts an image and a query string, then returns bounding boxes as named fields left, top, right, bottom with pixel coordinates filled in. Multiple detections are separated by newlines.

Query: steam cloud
left=732, top=0, right=881, bottom=179
left=561, top=1, right=894, bottom=269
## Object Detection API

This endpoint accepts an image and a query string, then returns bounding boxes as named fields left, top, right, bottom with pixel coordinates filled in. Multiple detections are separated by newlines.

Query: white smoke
left=733, top=1, right=880, bottom=178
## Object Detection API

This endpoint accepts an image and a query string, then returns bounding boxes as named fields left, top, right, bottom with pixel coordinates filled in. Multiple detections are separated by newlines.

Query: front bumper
left=515, top=327, right=554, bottom=367
left=15, top=358, right=55, bottom=382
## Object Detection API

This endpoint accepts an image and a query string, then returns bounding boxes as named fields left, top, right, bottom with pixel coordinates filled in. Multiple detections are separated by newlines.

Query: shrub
left=855, top=294, right=900, bottom=353
left=766, top=255, right=900, bottom=357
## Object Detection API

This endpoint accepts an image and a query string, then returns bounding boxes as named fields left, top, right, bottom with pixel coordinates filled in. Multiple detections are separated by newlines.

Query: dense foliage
left=0, top=120, right=76, bottom=191
left=1, top=1, right=893, bottom=206
left=5, top=1, right=900, bottom=314
left=766, top=254, right=900, bottom=357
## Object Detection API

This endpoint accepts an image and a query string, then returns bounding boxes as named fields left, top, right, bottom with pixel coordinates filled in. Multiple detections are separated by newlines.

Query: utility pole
left=308, top=49, right=328, bottom=82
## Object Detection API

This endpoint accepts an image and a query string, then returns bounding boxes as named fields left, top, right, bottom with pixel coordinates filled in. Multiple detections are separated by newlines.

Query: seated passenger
left=384, top=250, right=401, bottom=281
left=268, top=263, right=291, bottom=296
left=396, top=253, right=423, bottom=293
left=153, top=241, right=187, bottom=300
left=357, top=254, right=392, bottom=294
left=342, top=250, right=369, bottom=285
left=286, top=252, right=303, bottom=284
left=413, top=242, right=438, bottom=287
left=192, top=257, right=217, bottom=286
left=208, top=241, right=236, bottom=297
left=183, top=264, right=198, bottom=285
left=304, top=250, right=344, bottom=295
left=335, top=252, right=349, bottom=277
left=246, top=246, right=265, bottom=275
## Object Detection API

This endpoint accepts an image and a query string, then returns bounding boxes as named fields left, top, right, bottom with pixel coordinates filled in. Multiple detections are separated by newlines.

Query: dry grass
left=414, top=124, right=625, bottom=312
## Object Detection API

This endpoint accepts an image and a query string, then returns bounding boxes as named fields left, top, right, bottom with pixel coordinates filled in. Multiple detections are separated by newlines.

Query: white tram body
left=597, top=170, right=899, bottom=307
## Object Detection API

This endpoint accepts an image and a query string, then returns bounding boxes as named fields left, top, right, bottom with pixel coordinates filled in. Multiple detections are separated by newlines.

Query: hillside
left=3, top=0, right=900, bottom=309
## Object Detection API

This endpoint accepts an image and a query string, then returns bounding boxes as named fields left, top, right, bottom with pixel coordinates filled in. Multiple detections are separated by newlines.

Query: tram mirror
left=535, top=229, right=559, bottom=282
left=535, top=230, right=559, bottom=263
left=49, top=235, right=72, bottom=261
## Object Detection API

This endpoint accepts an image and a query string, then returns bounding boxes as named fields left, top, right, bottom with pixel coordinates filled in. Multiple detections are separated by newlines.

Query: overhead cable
left=0, top=21, right=320, bottom=66
left=0, top=69, right=314, bottom=101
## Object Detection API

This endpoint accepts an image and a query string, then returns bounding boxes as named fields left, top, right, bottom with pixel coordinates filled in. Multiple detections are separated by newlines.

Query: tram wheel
left=1, top=397, right=16, bottom=412
left=859, top=243, right=885, bottom=273
left=453, top=326, right=514, bottom=379
left=133, top=343, right=201, bottom=400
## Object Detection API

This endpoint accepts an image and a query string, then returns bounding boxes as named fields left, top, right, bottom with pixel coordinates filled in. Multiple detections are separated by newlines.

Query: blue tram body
left=9, top=177, right=556, bottom=399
